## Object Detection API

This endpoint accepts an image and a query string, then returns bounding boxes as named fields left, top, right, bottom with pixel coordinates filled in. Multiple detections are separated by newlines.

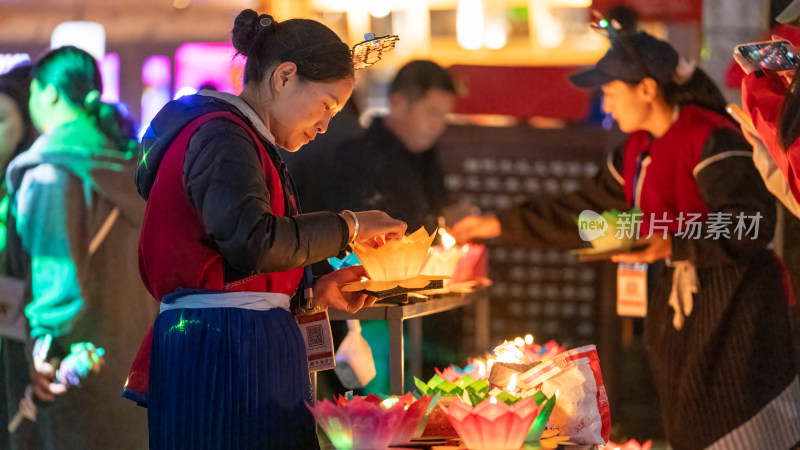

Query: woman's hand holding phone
left=734, top=37, right=799, bottom=76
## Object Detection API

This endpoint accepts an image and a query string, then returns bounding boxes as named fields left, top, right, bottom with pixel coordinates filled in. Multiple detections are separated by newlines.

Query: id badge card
left=617, top=263, right=647, bottom=317
left=296, top=310, right=336, bottom=372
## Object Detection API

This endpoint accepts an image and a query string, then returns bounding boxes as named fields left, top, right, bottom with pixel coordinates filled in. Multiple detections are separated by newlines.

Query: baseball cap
left=570, top=31, right=680, bottom=88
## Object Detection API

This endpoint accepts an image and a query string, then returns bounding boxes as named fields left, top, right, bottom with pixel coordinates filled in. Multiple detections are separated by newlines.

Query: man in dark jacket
left=322, top=60, right=456, bottom=233
left=319, top=60, right=459, bottom=393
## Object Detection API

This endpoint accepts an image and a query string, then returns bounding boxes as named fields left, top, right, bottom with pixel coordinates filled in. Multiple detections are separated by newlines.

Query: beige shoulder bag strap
left=88, top=207, right=119, bottom=257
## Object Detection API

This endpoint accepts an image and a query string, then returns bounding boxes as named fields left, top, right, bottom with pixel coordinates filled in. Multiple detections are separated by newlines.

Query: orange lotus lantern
left=442, top=396, right=540, bottom=450
left=343, top=227, right=444, bottom=295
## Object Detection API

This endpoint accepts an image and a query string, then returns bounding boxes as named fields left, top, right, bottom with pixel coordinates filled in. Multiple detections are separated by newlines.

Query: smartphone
left=736, top=40, right=799, bottom=72
left=726, top=103, right=757, bottom=136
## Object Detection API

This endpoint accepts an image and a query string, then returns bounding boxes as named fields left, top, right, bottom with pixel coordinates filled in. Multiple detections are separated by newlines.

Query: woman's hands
left=734, top=35, right=797, bottom=86
left=31, top=359, right=66, bottom=402
left=740, top=121, right=762, bottom=149
left=314, top=265, right=376, bottom=313
left=449, top=215, right=502, bottom=244
left=340, top=211, right=407, bottom=244
left=611, top=235, right=672, bottom=264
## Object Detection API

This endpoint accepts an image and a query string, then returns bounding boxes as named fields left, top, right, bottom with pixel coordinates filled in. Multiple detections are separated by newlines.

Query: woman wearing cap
left=125, top=9, right=406, bottom=450
left=453, top=31, right=799, bottom=448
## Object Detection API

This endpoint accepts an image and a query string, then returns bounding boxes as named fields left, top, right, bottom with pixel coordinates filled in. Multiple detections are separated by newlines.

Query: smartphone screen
left=738, top=41, right=798, bottom=71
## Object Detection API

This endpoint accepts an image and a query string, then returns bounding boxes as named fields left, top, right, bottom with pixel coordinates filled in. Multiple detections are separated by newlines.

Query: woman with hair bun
left=6, top=46, right=156, bottom=449
left=125, top=10, right=406, bottom=449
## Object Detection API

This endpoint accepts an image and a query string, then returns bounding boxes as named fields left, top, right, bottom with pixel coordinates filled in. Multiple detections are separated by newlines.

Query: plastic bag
left=333, top=320, right=376, bottom=389
left=520, top=345, right=611, bottom=444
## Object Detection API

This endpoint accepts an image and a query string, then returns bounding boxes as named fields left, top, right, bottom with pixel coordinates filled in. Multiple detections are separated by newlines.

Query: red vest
left=622, top=105, right=738, bottom=234
left=139, top=111, right=302, bottom=300
left=126, top=111, right=303, bottom=401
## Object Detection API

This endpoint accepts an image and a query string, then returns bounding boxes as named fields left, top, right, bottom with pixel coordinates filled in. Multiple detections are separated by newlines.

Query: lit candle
left=524, top=334, right=534, bottom=345
left=477, top=360, right=486, bottom=378
left=507, top=373, right=518, bottom=393
left=439, top=228, right=456, bottom=250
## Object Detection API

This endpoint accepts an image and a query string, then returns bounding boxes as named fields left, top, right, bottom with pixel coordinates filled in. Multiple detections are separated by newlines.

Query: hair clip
left=589, top=10, right=652, bottom=80
left=351, top=32, right=400, bottom=70
left=589, top=10, right=621, bottom=40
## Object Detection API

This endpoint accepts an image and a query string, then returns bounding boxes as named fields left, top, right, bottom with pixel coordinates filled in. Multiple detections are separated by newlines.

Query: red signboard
left=448, top=65, right=592, bottom=121
left=591, top=0, right=703, bottom=23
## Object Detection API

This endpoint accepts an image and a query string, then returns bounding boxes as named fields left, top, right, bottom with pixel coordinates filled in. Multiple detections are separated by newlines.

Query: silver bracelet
left=341, top=210, right=359, bottom=244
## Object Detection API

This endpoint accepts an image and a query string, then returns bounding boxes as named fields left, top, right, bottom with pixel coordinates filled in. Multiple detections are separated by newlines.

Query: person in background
left=453, top=31, right=800, bottom=448
left=5, top=46, right=157, bottom=449
left=314, top=60, right=460, bottom=394
left=740, top=40, right=800, bottom=204
left=126, top=10, right=406, bottom=449
left=323, top=59, right=456, bottom=233
left=0, top=63, right=38, bottom=450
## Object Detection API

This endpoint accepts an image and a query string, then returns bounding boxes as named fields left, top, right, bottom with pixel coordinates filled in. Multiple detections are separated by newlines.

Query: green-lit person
left=5, top=45, right=157, bottom=449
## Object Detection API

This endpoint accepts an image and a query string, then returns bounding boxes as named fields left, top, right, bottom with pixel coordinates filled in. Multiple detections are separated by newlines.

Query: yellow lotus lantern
left=342, top=227, right=446, bottom=296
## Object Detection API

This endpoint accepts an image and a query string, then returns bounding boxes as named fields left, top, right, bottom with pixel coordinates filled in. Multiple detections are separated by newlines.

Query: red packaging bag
left=520, top=345, right=610, bottom=444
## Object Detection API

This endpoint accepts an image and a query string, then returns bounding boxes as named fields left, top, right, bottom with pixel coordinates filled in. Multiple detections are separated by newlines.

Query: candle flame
left=507, top=373, right=517, bottom=393
left=439, top=228, right=456, bottom=250
left=524, top=334, right=534, bottom=345
left=487, top=358, right=495, bottom=371
left=514, top=337, right=525, bottom=347
left=555, top=389, right=560, bottom=398
left=477, top=360, right=486, bottom=377
left=381, top=397, right=400, bottom=409
left=489, top=396, right=497, bottom=404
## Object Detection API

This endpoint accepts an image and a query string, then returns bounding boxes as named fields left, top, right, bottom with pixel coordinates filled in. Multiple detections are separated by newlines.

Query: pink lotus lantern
left=390, top=393, right=434, bottom=446
left=333, top=393, right=383, bottom=406
left=602, top=439, right=653, bottom=450
left=311, top=393, right=435, bottom=449
left=307, top=396, right=405, bottom=449
left=442, top=396, right=540, bottom=449
left=421, top=230, right=462, bottom=279
left=435, top=366, right=465, bottom=383
left=466, top=358, right=491, bottom=380
left=451, top=243, right=487, bottom=283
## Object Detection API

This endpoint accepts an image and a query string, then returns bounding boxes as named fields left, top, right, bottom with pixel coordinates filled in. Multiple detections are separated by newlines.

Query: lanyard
left=631, top=150, right=649, bottom=208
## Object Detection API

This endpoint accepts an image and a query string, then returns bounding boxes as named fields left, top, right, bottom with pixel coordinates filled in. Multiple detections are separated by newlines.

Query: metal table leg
left=388, top=311, right=405, bottom=395
left=474, top=290, right=490, bottom=354
left=409, top=317, right=423, bottom=382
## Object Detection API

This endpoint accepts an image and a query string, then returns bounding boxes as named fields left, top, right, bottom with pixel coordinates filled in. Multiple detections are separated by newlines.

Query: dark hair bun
left=232, top=9, right=262, bottom=56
